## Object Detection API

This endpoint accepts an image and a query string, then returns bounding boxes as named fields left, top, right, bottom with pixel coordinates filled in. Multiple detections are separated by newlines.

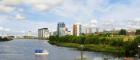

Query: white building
left=65, top=31, right=72, bottom=35
left=85, top=27, right=93, bottom=34
left=38, top=28, right=50, bottom=39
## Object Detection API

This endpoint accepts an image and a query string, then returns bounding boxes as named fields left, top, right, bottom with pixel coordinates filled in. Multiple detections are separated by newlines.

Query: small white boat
left=35, top=50, right=49, bottom=55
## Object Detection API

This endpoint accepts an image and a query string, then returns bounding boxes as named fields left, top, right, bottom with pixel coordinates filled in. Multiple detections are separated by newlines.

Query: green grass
left=49, top=41, right=125, bottom=56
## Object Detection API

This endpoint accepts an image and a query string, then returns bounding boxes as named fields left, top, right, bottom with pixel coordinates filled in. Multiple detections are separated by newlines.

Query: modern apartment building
left=73, top=24, right=82, bottom=36
left=38, top=28, right=49, bottom=39
left=57, top=22, right=66, bottom=37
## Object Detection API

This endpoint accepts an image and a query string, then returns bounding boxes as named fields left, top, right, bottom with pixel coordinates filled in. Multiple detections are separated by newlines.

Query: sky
left=0, top=0, right=140, bottom=36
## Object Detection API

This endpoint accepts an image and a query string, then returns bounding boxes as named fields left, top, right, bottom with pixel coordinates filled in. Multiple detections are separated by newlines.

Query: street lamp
left=80, top=44, right=85, bottom=60
left=138, top=44, right=140, bottom=59
left=80, top=36, right=85, bottom=60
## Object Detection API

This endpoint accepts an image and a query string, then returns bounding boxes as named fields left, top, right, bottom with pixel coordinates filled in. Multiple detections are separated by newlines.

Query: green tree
left=119, top=29, right=127, bottom=35
left=124, top=36, right=140, bottom=56
left=136, top=29, right=140, bottom=35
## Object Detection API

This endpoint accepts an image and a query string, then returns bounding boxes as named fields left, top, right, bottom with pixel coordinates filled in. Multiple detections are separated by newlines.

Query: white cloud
left=0, top=0, right=140, bottom=35
left=15, top=13, right=26, bottom=20
left=24, top=0, right=64, bottom=11
left=32, top=3, right=50, bottom=11
left=4, top=28, right=10, bottom=32
left=22, top=0, right=64, bottom=4
left=0, top=0, right=21, bottom=5
left=0, top=26, right=11, bottom=32
left=0, top=0, right=64, bottom=13
left=0, top=26, right=4, bottom=30
left=0, top=19, right=56, bottom=35
left=49, top=0, right=140, bottom=30
left=91, top=19, right=98, bottom=24
left=0, top=5, right=15, bottom=13
left=51, top=0, right=106, bottom=24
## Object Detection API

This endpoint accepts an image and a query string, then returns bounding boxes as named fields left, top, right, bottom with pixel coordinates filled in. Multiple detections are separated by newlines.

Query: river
left=0, top=39, right=123, bottom=60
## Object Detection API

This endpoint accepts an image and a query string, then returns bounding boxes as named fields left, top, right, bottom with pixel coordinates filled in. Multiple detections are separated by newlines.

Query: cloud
left=4, top=28, right=11, bottom=31
left=0, top=18, right=56, bottom=35
left=50, top=0, right=107, bottom=24
left=15, top=13, right=26, bottom=20
left=91, top=19, right=98, bottom=24
left=0, top=5, right=15, bottom=13
left=0, top=0, right=140, bottom=35
left=24, top=0, right=64, bottom=11
left=49, top=0, right=140, bottom=30
left=0, top=27, right=4, bottom=30
left=0, top=26, right=11, bottom=31
left=0, top=0, right=21, bottom=5
left=32, top=3, right=50, bottom=11
left=0, top=0, right=64, bottom=13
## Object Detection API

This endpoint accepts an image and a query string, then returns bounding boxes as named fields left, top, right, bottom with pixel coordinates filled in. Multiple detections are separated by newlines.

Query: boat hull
left=35, top=53, right=49, bottom=55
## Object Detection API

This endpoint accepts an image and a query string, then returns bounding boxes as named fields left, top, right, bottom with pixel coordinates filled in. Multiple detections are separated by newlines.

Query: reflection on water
left=0, top=39, right=124, bottom=60
left=35, top=55, right=48, bottom=60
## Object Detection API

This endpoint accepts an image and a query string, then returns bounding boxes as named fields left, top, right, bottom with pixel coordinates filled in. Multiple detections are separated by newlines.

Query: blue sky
left=0, top=0, right=140, bottom=35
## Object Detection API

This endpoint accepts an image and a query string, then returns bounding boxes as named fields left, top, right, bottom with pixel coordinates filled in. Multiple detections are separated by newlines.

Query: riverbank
left=0, top=37, right=13, bottom=41
left=49, top=41, right=125, bottom=56
left=49, top=35, right=139, bottom=57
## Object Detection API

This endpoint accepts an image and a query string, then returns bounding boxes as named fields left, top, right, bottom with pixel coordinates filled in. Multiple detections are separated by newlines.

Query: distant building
left=50, top=31, right=57, bottom=36
left=7, top=36, right=15, bottom=38
left=23, top=36, right=36, bottom=39
left=57, top=22, right=66, bottom=37
left=73, top=24, right=82, bottom=36
left=23, top=31, right=35, bottom=39
left=95, top=28, right=99, bottom=34
left=127, top=31, right=135, bottom=36
left=85, top=27, right=93, bottom=34
left=27, top=31, right=32, bottom=37
left=65, top=31, right=72, bottom=35
left=50, top=32, right=54, bottom=36
left=15, top=36, right=24, bottom=39
left=38, top=28, right=50, bottom=39
left=53, top=31, right=57, bottom=36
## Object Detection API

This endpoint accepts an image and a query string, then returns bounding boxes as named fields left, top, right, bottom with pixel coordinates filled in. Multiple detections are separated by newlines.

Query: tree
left=119, top=29, right=127, bottom=35
left=123, top=36, right=140, bottom=57
left=136, top=29, right=140, bottom=35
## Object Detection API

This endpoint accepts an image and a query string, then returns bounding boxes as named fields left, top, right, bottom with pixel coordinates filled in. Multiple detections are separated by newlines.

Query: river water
left=0, top=39, right=123, bottom=60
